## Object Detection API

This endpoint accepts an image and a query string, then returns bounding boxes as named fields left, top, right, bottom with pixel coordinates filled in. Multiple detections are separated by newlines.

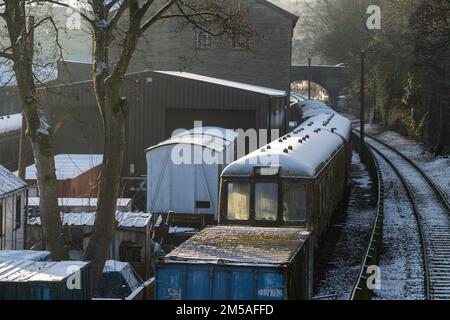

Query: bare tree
left=44, top=0, right=252, bottom=286
left=0, top=0, right=67, bottom=259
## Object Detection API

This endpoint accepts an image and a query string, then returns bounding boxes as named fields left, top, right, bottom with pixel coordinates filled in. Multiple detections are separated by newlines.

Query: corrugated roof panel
left=0, top=164, right=27, bottom=195
left=146, top=126, right=239, bottom=153
left=155, top=71, right=287, bottom=97
left=21, top=154, right=103, bottom=180
left=27, top=197, right=131, bottom=208
left=28, top=211, right=151, bottom=228
left=0, top=250, right=51, bottom=262
left=0, top=260, right=89, bottom=283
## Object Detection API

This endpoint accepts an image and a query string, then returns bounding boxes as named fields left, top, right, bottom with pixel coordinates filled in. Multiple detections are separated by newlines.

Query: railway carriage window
left=283, top=183, right=307, bottom=222
left=227, top=183, right=250, bottom=221
left=255, top=183, right=278, bottom=221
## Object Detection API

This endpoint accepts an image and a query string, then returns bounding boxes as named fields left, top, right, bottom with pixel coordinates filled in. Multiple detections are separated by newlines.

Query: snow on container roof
left=0, top=250, right=51, bottom=262
left=103, top=260, right=142, bottom=290
left=164, top=226, right=311, bottom=265
left=0, top=113, right=22, bottom=135
left=146, top=126, right=239, bottom=153
left=0, top=260, right=89, bottom=283
left=0, top=164, right=27, bottom=196
left=300, top=99, right=336, bottom=119
left=20, top=154, right=103, bottom=180
left=155, top=71, right=287, bottom=97
left=222, top=127, right=343, bottom=178
left=27, top=197, right=131, bottom=208
left=28, top=211, right=151, bottom=228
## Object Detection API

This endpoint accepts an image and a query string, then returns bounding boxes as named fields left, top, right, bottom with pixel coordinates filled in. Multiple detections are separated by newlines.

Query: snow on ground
left=366, top=123, right=450, bottom=201
left=372, top=156, right=425, bottom=300
left=314, top=153, right=377, bottom=299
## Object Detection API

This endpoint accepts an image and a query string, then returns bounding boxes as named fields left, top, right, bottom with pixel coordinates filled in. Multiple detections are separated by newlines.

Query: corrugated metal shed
left=28, top=211, right=151, bottom=228
left=165, top=226, right=311, bottom=265
left=0, top=164, right=27, bottom=196
left=21, top=154, right=103, bottom=180
left=39, top=70, right=288, bottom=180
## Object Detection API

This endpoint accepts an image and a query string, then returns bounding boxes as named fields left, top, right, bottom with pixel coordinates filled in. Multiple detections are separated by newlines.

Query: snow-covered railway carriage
left=219, top=111, right=352, bottom=245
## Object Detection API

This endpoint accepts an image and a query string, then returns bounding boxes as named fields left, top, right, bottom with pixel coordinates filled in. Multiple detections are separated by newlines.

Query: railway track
left=359, top=131, right=450, bottom=300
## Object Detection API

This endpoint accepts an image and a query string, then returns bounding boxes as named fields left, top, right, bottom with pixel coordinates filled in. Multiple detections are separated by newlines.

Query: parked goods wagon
left=146, top=127, right=239, bottom=225
left=0, top=260, right=92, bottom=300
left=155, top=226, right=313, bottom=300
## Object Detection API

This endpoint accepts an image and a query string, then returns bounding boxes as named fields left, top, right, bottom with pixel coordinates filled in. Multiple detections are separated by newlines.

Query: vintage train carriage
left=299, top=99, right=336, bottom=120
left=219, top=125, right=349, bottom=245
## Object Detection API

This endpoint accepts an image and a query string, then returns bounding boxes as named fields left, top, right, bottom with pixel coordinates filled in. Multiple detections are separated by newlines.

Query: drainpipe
left=24, top=188, right=29, bottom=249
left=268, top=98, right=273, bottom=142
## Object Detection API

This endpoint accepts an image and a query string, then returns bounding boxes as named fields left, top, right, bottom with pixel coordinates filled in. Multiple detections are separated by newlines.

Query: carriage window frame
left=226, top=181, right=251, bottom=221
left=254, top=182, right=278, bottom=222
left=282, top=181, right=308, bottom=223
left=223, top=177, right=309, bottom=226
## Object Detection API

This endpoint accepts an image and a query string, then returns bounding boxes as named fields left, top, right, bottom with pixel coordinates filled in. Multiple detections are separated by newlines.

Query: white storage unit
left=146, top=127, right=239, bottom=220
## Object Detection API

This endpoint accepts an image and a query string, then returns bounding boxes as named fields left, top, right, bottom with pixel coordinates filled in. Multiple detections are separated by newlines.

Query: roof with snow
left=302, top=112, right=352, bottom=142
left=29, top=211, right=152, bottom=228
left=0, top=164, right=27, bottom=196
left=222, top=126, right=344, bottom=178
left=20, top=154, right=103, bottom=180
left=0, top=260, right=89, bottom=283
left=96, top=260, right=143, bottom=299
left=0, top=58, right=58, bottom=87
left=155, top=71, right=287, bottom=97
left=0, top=250, right=51, bottom=262
left=165, top=226, right=311, bottom=265
left=27, top=197, right=132, bottom=208
left=300, top=99, right=337, bottom=119
left=0, top=113, right=22, bottom=135
left=146, top=126, right=239, bottom=153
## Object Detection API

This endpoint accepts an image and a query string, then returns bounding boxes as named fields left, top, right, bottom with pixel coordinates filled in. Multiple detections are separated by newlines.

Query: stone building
left=122, top=0, right=298, bottom=92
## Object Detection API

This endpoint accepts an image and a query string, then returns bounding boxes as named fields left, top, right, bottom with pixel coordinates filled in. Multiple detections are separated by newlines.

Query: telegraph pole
left=308, top=52, right=312, bottom=100
left=360, top=50, right=365, bottom=145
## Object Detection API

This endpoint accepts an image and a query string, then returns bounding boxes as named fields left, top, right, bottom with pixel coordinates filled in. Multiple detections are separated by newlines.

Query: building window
left=15, top=195, right=21, bottom=230
left=196, top=31, right=212, bottom=49
left=231, top=32, right=247, bottom=49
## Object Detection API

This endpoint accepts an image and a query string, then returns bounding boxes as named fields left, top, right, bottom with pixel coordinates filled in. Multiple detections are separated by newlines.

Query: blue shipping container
left=0, top=260, right=92, bottom=300
left=155, top=226, right=313, bottom=300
